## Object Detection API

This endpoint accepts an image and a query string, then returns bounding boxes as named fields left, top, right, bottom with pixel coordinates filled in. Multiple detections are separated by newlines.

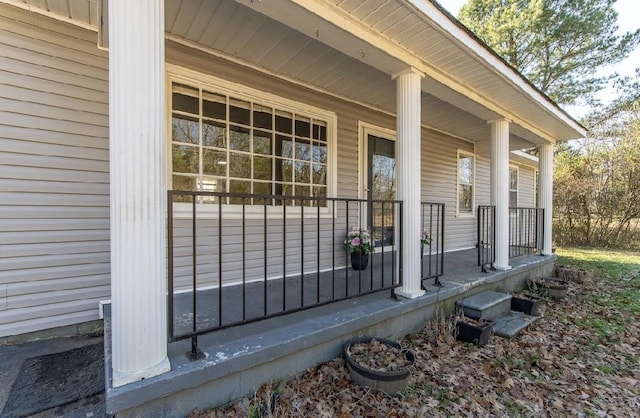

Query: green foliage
left=459, top=0, right=640, bottom=105
left=554, top=107, right=640, bottom=248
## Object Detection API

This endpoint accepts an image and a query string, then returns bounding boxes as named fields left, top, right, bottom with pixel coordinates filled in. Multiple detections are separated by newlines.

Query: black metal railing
left=509, top=207, right=544, bottom=258
left=477, top=205, right=495, bottom=272
left=167, top=190, right=403, bottom=358
left=421, top=202, right=445, bottom=285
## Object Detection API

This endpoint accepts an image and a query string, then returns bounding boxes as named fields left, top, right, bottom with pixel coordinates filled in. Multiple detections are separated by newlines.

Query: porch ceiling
left=11, top=0, right=586, bottom=147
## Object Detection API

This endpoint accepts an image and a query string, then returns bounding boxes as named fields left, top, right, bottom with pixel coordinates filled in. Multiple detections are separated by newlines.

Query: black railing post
left=477, top=206, right=481, bottom=267
left=398, top=201, right=403, bottom=289
left=187, top=193, right=204, bottom=360
left=167, top=191, right=174, bottom=343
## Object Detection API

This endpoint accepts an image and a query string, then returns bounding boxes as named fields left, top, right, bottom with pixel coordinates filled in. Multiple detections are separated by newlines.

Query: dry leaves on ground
left=190, top=267, right=640, bottom=417
left=347, top=339, right=412, bottom=372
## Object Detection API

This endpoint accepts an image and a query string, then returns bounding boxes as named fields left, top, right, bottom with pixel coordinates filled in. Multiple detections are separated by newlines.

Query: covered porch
left=105, top=249, right=555, bottom=415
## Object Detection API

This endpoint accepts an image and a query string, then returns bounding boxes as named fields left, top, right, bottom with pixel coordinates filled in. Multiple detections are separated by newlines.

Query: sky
left=437, top=0, right=640, bottom=115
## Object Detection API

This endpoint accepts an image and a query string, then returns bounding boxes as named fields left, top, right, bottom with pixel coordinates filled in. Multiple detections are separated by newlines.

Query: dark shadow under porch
left=105, top=249, right=554, bottom=417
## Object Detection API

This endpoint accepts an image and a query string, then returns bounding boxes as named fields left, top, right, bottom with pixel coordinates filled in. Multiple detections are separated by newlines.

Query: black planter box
left=511, top=295, right=542, bottom=316
left=455, top=320, right=494, bottom=347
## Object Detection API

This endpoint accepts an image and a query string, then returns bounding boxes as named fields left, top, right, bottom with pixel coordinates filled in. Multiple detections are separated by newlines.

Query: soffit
left=5, top=0, right=97, bottom=26
left=10, top=0, right=583, bottom=146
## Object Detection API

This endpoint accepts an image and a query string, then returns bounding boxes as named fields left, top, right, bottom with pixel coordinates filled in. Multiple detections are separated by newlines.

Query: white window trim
left=509, top=164, right=519, bottom=208
left=166, top=64, right=338, bottom=218
left=456, top=149, right=476, bottom=217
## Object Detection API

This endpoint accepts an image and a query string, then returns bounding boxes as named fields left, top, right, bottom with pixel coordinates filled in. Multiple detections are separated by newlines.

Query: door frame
left=357, top=122, right=397, bottom=201
left=358, top=122, right=397, bottom=252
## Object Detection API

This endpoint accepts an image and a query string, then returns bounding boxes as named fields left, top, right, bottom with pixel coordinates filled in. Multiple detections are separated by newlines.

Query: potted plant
left=511, top=292, right=543, bottom=315
left=454, top=316, right=494, bottom=347
left=529, top=277, right=569, bottom=300
left=344, top=227, right=374, bottom=270
left=555, top=265, right=592, bottom=284
left=344, top=337, right=415, bottom=395
left=420, top=228, right=431, bottom=247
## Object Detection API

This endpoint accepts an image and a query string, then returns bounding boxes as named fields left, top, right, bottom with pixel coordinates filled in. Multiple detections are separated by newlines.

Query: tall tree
left=458, top=0, right=639, bottom=106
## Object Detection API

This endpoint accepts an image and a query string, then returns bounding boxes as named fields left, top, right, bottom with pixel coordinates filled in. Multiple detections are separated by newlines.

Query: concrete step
left=493, top=311, right=539, bottom=338
left=456, top=290, right=512, bottom=320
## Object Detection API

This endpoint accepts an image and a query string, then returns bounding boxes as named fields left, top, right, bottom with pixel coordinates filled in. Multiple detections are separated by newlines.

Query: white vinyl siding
left=0, top=5, right=109, bottom=337
left=165, top=44, right=396, bottom=290
left=421, top=129, right=480, bottom=251
left=518, top=165, right=536, bottom=208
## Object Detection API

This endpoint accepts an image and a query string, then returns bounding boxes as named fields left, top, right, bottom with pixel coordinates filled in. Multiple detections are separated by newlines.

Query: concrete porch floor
left=106, top=249, right=554, bottom=417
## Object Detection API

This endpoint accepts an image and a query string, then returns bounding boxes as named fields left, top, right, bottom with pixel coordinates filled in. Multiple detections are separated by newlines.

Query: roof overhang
left=4, top=0, right=587, bottom=146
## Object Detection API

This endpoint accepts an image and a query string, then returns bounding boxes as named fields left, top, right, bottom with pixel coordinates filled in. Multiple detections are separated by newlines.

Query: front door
left=367, top=134, right=396, bottom=248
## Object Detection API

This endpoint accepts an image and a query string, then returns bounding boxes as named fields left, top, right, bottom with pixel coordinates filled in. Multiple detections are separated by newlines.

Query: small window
left=510, top=166, right=518, bottom=208
left=458, top=151, right=474, bottom=214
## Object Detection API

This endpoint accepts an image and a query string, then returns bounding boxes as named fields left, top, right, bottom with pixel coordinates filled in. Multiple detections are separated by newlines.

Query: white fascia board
left=404, top=0, right=586, bottom=138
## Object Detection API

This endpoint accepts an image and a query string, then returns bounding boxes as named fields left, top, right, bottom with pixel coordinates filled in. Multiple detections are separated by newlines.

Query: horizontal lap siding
left=519, top=166, right=536, bottom=207
left=170, top=214, right=355, bottom=290
left=421, top=128, right=479, bottom=251
left=166, top=43, right=396, bottom=289
left=0, top=5, right=109, bottom=337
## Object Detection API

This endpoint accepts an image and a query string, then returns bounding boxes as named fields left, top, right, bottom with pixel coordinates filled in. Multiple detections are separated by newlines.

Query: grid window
left=170, top=82, right=329, bottom=206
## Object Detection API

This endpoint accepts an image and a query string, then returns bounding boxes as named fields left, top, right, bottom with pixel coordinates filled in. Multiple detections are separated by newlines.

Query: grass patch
left=555, top=247, right=640, bottom=282
left=556, top=247, right=640, bottom=316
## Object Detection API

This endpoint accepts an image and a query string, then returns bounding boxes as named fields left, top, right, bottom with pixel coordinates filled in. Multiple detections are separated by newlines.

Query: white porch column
left=489, top=119, right=512, bottom=270
left=109, top=0, right=170, bottom=387
left=393, top=67, right=425, bottom=299
left=538, top=144, right=554, bottom=255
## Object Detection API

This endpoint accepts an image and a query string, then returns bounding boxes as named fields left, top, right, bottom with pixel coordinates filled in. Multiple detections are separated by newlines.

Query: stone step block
left=493, top=311, right=538, bottom=338
left=456, top=290, right=512, bottom=320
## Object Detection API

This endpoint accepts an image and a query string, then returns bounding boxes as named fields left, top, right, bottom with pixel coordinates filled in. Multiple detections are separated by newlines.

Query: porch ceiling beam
left=234, top=0, right=577, bottom=144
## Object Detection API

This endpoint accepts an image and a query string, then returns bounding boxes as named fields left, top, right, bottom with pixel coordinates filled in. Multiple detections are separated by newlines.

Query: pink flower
left=351, top=237, right=361, bottom=247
